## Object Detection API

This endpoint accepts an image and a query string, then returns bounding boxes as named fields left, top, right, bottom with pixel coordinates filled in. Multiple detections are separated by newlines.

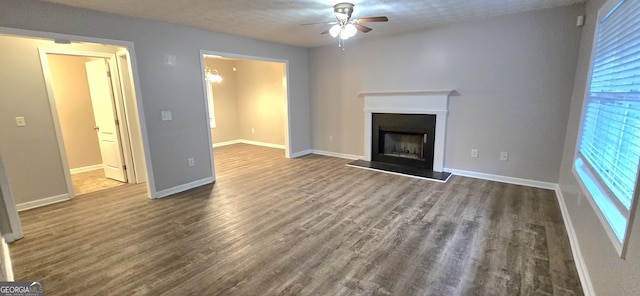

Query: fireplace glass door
left=371, top=113, right=436, bottom=169
left=382, top=132, right=426, bottom=161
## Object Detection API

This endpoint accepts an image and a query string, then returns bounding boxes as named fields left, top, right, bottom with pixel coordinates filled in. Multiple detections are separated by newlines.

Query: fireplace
left=351, top=90, right=455, bottom=181
left=372, top=113, right=436, bottom=169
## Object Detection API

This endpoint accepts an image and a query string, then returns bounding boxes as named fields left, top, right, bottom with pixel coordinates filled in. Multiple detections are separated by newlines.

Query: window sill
left=573, top=157, right=626, bottom=257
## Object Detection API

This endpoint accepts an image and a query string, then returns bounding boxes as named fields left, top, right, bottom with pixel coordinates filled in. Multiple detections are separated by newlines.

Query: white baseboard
left=239, top=139, right=285, bottom=149
left=289, top=149, right=313, bottom=158
left=444, top=168, right=556, bottom=190
left=212, top=140, right=242, bottom=148
left=311, top=150, right=363, bottom=160
left=16, top=193, right=71, bottom=212
left=554, top=185, right=595, bottom=296
left=154, top=177, right=215, bottom=199
left=70, top=164, right=103, bottom=174
left=213, top=139, right=285, bottom=150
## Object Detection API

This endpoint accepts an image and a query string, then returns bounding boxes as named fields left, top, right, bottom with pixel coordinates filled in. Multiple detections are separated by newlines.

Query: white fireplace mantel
left=360, top=89, right=455, bottom=172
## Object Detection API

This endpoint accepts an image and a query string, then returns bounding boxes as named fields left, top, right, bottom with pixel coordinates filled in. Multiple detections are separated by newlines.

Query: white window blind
left=576, top=0, right=640, bottom=248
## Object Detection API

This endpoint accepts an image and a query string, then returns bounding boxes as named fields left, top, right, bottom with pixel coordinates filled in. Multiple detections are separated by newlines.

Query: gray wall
left=309, top=5, right=584, bottom=183
left=558, top=0, right=640, bottom=294
left=0, top=0, right=311, bottom=198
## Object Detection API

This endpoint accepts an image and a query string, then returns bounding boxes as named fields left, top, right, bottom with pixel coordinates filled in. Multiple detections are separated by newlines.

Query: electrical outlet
left=161, top=110, right=172, bottom=121
left=188, top=158, right=195, bottom=167
left=15, top=117, right=26, bottom=127
left=471, top=149, right=478, bottom=158
left=500, top=152, right=509, bottom=161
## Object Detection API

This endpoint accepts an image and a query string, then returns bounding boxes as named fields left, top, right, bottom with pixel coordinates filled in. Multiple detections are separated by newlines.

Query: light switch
left=161, top=111, right=172, bottom=121
left=164, top=55, right=177, bottom=66
left=15, top=117, right=26, bottom=127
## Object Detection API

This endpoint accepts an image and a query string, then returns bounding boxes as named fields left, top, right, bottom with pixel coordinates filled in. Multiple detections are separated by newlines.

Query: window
left=206, top=81, right=217, bottom=128
left=574, top=0, right=640, bottom=257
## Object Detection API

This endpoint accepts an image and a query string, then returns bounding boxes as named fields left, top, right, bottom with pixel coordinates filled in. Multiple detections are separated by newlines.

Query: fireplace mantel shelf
left=358, top=89, right=455, bottom=97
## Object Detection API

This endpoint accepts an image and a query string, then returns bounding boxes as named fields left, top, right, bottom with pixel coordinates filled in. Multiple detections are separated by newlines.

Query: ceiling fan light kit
left=313, top=2, right=388, bottom=50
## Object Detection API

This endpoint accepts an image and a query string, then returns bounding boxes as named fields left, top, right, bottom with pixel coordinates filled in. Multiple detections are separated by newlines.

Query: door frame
left=198, top=50, right=293, bottom=172
left=0, top=152, right=22, bottom=243
left=115, top=50, right=147, bottom=183
left=39, top=49, right=136, bottom=198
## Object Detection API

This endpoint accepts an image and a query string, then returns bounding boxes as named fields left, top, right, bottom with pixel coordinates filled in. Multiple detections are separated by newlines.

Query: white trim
left=444, top=168, right=556, bottom=190
left=346, top=163, right=451, bottom=183
left=116, top=49, right=146, bottom=184
left=212, top=139, right=285, bottom=149
left=199, top=51, right=217, bottom=193
left=289, top=149, right=313, bottom=158
left=70, top=164, right=103, bottom=174
left=154, top=177, right=215, bottom=199
left=16, top=194, right=71, bottom=212
left=0, top=237, right=13, bottom=281
left=312, top=150, right=362, bottom=160
left=212, top=140, right=242, bottom=148
left=37, top=48, right=77, bottom=200
left=554, top=185, right=596, bottom=296
left=0, top=153, right=22, bottom=241
left=238, top=140, right=285, bottom=149
left=573, top=159, right=625, bottom=255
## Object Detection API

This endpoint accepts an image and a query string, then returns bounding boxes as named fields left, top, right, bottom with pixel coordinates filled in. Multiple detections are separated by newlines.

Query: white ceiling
left=40, top=0, right=584, bottom=48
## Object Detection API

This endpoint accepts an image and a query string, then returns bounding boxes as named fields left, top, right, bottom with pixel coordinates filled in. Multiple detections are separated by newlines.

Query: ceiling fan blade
left=321, top=28, right=331, bottom=35
left=301, top=21, right=338, bottom=26
left=356, top=16, right=388, bottom=23
left=354, top=24, right=372, bottom=33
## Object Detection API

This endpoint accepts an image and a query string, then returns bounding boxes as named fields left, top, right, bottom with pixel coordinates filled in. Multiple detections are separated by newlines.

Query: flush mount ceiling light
left=302, top=2, right=388, bottom=50
left=205, top=67, right=222, bottom=83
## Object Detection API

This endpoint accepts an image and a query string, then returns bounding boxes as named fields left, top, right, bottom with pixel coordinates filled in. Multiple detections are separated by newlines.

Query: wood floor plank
left=8, top=143, right=583, bottom=295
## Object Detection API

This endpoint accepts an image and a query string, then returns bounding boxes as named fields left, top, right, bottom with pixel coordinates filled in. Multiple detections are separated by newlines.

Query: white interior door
left=85, top=59, right=127, bottom=182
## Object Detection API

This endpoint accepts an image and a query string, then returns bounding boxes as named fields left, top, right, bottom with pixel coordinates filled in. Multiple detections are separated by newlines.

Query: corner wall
left=309, top=5, right=584, bottom=183
left=557, top=0, right=640, bottom=294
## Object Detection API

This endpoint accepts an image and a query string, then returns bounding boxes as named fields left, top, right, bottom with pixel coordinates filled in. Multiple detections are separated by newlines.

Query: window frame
left=572, top=0, right=640, bottom=258
left=206, top=81, right=217, bottom=129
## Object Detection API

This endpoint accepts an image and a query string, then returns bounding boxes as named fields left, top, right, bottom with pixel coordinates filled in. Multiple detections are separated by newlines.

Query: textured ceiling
left=40, top=0, right=585, bottom=48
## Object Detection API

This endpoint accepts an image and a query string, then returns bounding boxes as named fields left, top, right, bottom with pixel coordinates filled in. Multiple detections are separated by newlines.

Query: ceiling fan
left=305, top=2, right=388, bottom=48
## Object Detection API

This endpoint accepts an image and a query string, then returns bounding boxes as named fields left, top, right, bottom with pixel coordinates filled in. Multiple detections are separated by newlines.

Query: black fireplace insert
left=372, top=113, right=436, bottom=169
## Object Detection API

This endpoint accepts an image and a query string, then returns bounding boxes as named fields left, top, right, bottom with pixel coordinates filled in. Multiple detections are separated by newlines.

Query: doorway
left=40, top=47, right=145, bottom=197
left=200, top=51, right=292, bottom=172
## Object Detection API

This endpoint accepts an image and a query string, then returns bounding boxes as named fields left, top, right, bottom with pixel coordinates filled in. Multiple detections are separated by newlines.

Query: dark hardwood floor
left=9, top=144, right=582, bottom=295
